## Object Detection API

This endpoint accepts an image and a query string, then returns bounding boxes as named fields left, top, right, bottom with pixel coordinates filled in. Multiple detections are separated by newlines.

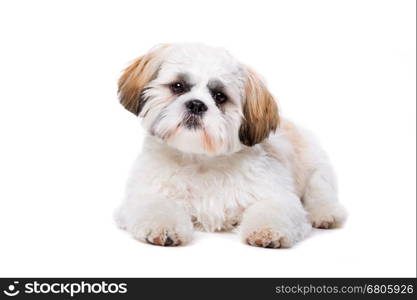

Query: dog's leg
left=115, top=197, right=193, bottom=246
left=302, top=163, right=347, bottom=229
left=239, top=193, right=311, bottom=248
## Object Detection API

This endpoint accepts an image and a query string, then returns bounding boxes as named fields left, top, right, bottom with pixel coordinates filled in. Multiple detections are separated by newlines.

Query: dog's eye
left=170, top=82, right=185, bottom=94
left=213, top=91, right=228, bottom=104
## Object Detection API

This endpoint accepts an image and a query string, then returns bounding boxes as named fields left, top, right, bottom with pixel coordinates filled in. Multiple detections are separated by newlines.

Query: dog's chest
left=158, top=159, right=262, bottom=232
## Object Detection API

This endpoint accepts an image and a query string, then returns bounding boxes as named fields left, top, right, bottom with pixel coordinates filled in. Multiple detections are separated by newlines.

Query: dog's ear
left=118, top=45, right=169, bottom=115
left=239, top=67, right=280, bottom=146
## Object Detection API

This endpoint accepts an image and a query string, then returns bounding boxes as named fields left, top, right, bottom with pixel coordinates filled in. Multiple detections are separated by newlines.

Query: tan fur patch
left=202, top=129, right=216, bottom=153
left=281, top=120, right=310, bottom=197
left=118, top=44, right=170, bottom=115
left=239, top=67, right=280, bottom=146
left=261, top=140, right=287, bottom=165
left=163, top=124, right=181, bottom=141
left=262, top=119, right=310, bottom=198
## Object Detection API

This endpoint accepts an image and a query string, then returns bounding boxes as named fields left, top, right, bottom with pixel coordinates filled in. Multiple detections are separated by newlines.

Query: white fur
left=115, top=43, right=346, bottom=248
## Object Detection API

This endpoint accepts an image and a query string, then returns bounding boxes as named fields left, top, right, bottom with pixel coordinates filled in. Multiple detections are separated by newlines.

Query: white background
left=0, top=0, right=415, bottom=277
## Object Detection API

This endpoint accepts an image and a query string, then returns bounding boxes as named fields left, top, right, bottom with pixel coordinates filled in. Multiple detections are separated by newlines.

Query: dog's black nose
left=185, top=100, right=208, bottom=115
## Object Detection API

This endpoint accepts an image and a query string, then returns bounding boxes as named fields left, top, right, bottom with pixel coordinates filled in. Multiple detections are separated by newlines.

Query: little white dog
left=114, top=43, right=346, bottom=248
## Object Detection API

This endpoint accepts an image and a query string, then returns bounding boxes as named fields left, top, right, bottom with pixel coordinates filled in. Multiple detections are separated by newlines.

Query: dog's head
left=118, top=43, right=279, bottom=155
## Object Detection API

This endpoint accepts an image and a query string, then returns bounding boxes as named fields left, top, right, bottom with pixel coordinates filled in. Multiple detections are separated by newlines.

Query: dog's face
left=118, top=43, right=279, bottom=155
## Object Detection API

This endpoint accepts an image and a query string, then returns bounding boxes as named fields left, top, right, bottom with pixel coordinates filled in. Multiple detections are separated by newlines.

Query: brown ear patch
left=239, top=67, right=280, bottom=146
left=118, top=45, right=169, bottom=115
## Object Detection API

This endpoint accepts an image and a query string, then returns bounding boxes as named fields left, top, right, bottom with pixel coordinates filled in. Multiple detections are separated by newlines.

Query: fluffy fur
left=114, top=43, right=346, bottom=248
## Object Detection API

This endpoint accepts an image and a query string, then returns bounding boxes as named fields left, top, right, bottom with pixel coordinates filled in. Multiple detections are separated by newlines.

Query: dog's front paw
left=144, top=227, right=183, bottom=246
left=245, top=228, right=289, bottom=248
left=131, top=215, right=193, bottom=247
left=118, top=200, right=194, bottom=246
left=239, top=200, right=312, bottom=248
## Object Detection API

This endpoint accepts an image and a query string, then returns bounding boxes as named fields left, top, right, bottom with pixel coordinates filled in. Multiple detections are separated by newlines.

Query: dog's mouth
left=182, top=113, right=202, bottom=130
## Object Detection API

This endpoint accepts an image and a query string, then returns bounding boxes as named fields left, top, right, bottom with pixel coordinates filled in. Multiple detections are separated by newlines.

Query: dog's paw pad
left=145, top=229, right=181, bottom=246
left=245, top=228, right=287, bottom=249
